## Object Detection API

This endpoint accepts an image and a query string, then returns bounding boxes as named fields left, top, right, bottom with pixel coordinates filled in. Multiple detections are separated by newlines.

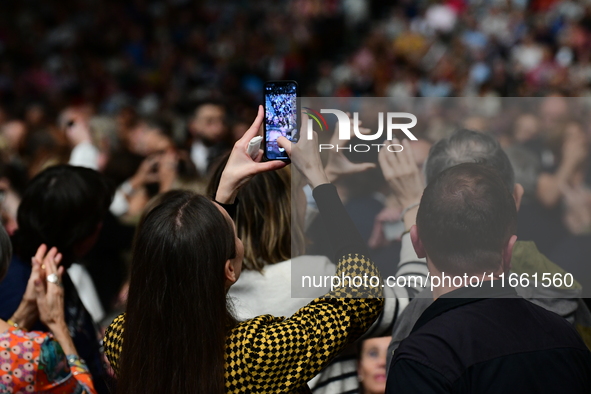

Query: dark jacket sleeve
left=312, top=183, right=369, bottom=261
left=105, top=182, right=385, bottom=390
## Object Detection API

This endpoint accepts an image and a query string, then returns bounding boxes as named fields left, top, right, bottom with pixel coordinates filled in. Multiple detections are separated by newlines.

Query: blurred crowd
left=0, top=0, right=590, bottom=333
left=5, top=0, right=591, bottom=117
left=0, top=0, right=590, bottom=393
left=266, top=94, right=297, bottom=129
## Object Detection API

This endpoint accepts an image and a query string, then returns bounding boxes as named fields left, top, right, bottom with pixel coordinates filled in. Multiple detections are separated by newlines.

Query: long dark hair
left=117, top=191, right=237, bottom=394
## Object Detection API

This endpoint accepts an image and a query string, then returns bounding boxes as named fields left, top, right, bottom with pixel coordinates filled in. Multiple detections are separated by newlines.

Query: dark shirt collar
left=411, top=280, right=518, bottom=334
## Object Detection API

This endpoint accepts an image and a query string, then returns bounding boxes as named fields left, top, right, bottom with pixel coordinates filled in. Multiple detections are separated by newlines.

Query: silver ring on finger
left=47, top=273, right=60, bottom=285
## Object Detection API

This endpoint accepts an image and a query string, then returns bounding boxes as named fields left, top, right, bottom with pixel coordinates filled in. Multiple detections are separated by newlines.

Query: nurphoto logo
left=303, top=108, right=418, bottom=152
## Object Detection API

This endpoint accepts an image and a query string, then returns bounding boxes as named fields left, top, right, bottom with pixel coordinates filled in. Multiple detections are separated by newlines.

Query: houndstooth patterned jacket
left=104, top=252, right=383, bottom=393
left=104, top=184, right=384, bottom=393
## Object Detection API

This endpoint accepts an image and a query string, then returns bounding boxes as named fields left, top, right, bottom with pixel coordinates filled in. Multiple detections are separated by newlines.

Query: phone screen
left=264, top=81, right=298, bottom=160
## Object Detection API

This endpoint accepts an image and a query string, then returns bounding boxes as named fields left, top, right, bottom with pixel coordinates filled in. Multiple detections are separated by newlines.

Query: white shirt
left=191, top=141, right=209, bottom=177
left=228, top=255, right=334, bottom=321
left=68, top=142, right=100, bottom=170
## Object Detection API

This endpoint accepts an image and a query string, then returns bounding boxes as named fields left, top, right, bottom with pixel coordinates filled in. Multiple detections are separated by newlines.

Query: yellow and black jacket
left=104, top=183, right=384, bottom=393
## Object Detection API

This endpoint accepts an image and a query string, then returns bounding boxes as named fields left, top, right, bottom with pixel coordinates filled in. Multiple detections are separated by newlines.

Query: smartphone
left=263, top=80, right=299, bottom=161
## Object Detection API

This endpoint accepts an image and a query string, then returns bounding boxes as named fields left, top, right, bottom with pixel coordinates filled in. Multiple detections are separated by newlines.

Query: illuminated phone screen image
left=264, top=82, right=298, bottom=160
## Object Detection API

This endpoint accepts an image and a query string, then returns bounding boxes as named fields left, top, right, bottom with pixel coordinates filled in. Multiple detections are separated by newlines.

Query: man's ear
left=410, top=225, right=426, bottom=259
left=225, top=259, right=237, bottom=286
left=513, top=183, right=524, bottom=211
left=502, top=235, right=518, bottom=273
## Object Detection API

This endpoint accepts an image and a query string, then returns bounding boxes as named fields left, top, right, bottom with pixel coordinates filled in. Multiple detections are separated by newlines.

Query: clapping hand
left=32, top=245, right=79, bottom=356
left=33, top=246, right=65, bottom=330
left=9, top=244, right=63, bottom=330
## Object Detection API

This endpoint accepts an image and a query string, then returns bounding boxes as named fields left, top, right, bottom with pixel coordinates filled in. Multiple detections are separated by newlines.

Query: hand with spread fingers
left=378, top=139, right=425, bottom=228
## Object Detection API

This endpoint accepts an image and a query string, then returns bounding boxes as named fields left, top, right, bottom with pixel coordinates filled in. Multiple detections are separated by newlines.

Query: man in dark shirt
left=387, top=163, right=591, bottom=393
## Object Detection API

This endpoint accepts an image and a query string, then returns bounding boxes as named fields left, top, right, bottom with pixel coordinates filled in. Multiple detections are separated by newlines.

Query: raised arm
left=378, top=139, right=428, bottom=297
left=222, top=127, right=384, bottom=392
left=104, top=114, right=385, bottom=391
left=537, top=130, right=587, bottom=208
left=278, top=126, right=368, bottom=260
left=237, top=184, right=383, bottom=388
left=215, top=105, right=287, bottom=204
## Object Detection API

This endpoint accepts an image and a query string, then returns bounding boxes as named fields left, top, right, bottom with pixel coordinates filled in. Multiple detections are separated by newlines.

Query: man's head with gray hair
left=424, top=129, right=515, bottom=193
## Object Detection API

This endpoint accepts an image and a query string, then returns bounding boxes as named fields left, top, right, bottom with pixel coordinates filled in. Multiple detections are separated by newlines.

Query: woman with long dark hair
left=104, top=107, right=384, bottom=393
left=207, top=162, right=323, bottom=321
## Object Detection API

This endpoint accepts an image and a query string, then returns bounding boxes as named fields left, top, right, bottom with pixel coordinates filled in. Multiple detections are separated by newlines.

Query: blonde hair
left=208, top=158, right=306, bottom=272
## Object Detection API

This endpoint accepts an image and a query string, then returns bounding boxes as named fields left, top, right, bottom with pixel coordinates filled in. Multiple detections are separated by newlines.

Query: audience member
left=188, top=102, right=232, bottom=177
left=103, top=107, right=384, bottom=393
left=207, top=144, right=425, bottom=393
left=207, top=163, right=326, bottom=320
left=0, top=165, right=114, bottom=393
left=0, top=2, right=589, bottom=393
left=0, top=239, right=96, bottom=393
left=387, top=163, right=591, bottom=393
left=357, top=336, right=391, bottom=394
left=381, top=130, right=591, bottom=372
